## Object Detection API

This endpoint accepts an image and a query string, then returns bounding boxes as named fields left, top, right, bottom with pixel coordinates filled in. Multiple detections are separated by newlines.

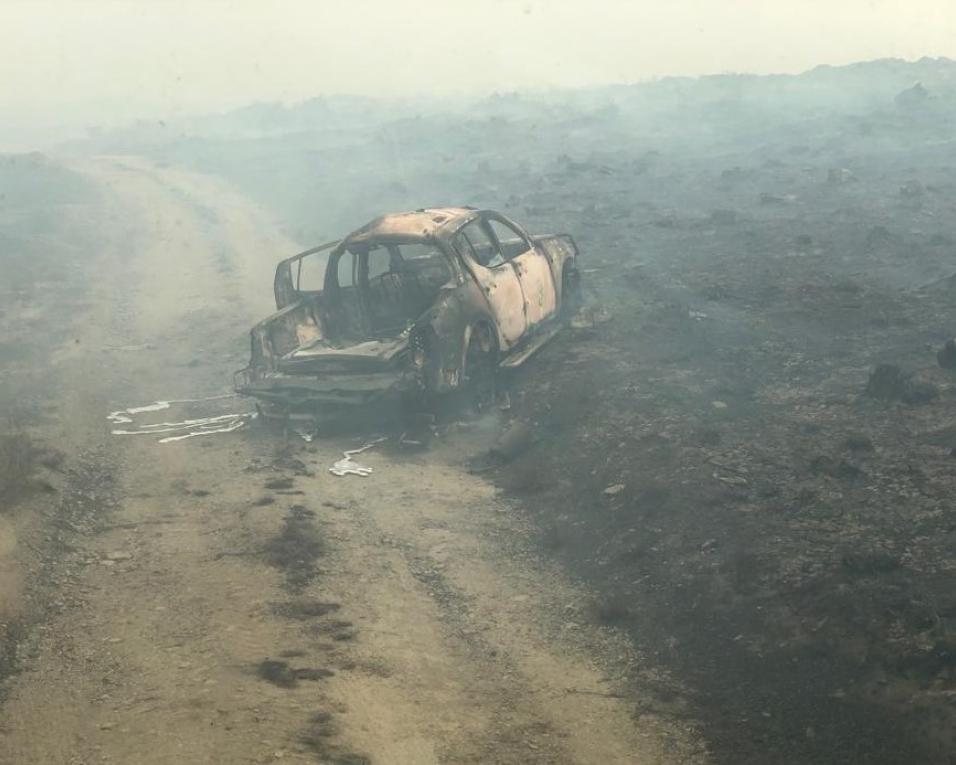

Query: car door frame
left=484, top=212, right=558, bottom=327
left=451, top=215, right=529, bottom=350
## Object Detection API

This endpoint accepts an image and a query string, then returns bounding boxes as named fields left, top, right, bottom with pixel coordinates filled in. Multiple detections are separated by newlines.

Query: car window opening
left=324, top=239, right=453, bottom=341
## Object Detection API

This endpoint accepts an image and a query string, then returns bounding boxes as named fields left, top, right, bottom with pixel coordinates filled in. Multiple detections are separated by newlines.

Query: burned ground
left=498, top=133, right=956, bottom=762
left=5, top=57, right=956, bottom=763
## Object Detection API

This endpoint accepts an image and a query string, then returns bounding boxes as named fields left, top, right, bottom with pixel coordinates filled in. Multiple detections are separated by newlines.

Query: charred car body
left=235, top=207, right=580, bottom=415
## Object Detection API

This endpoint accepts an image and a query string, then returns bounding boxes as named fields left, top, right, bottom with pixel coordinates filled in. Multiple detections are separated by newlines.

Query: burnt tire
left=560, top=266, right=583, bottom=324
left=463, top=325, right=498, bottom=414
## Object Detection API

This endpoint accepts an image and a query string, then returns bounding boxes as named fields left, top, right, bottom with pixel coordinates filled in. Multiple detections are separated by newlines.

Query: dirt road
left=0, top=157, right=701, bottom=764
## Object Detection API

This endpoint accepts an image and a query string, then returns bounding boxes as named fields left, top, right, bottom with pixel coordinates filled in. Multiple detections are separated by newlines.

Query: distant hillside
left=61, top=56, right=956, bottom=242
left=72, top=56, right=956, bottom=145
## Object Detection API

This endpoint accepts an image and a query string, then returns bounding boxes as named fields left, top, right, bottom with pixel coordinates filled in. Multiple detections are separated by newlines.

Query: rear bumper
left=234, top=366, right=415, bottom=410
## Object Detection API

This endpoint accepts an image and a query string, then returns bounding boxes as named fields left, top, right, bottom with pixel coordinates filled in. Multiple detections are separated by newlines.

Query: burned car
left=235, top=207, right=580, bottom=415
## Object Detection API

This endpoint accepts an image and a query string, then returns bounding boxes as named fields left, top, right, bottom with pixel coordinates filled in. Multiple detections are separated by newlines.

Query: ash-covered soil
left=497, top=115, right=956, bottom=764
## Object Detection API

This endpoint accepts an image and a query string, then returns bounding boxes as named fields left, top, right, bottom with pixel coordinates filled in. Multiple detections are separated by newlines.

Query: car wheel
left=560, top=266, right=583, bottom=324
left=464, top=324, right=497, bottom=413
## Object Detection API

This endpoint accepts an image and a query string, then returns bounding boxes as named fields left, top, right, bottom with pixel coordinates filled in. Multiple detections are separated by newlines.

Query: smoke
left=2, top=0, right=956, bottom=136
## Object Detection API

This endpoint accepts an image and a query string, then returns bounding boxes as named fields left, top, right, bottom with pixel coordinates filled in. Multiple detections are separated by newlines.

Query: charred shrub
left=0, top=426, right=41, bottom=507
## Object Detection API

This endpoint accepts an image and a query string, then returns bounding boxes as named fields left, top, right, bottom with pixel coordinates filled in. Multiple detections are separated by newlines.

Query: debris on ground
left=329, top=437, right=387, bottom=477
left=107, top=394, right=255, bottom=442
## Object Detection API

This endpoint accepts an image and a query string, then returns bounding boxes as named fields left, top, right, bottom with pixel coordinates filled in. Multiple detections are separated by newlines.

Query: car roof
left=344, top=207, right=479, bottom=244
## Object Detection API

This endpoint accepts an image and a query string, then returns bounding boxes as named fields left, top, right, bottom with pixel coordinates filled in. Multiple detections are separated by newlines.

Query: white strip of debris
left=107, top=394, right=255, bottom=443
left=330, top=437, right=387, bottom=477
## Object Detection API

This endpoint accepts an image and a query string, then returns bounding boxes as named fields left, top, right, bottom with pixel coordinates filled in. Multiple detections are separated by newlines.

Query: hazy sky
left=3, top=0, right=956, bottom=127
